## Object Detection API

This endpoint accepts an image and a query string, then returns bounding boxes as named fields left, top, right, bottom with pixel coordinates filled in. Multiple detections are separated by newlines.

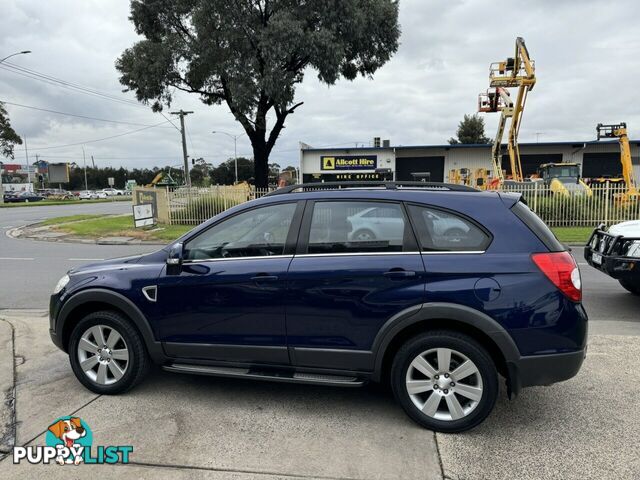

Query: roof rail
left=264, top=181, right=478, bottom=197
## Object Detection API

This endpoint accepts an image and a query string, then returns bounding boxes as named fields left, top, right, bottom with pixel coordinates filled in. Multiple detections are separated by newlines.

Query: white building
left=299, top=140, right=640, bottom=183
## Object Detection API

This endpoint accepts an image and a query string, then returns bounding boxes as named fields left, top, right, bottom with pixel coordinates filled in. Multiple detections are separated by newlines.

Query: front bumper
left=49, top=293, right=66, bottom=352
left=584, top=226, right=640, bottom=281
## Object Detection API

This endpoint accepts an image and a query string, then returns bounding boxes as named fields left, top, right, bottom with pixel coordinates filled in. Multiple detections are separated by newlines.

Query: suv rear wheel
left=68, top=311, right=150, bottom=394
left=391, top=330, right=498, bottom=433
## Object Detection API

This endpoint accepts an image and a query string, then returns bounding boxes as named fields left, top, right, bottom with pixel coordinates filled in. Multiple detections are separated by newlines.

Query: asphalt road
left=0, top=202, right=159, bottom=309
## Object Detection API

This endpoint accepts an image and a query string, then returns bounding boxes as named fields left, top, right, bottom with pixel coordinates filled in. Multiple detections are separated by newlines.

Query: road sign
left=108, top=177, right=115, bottom=187
left=132, top=204, right=155, bottom=228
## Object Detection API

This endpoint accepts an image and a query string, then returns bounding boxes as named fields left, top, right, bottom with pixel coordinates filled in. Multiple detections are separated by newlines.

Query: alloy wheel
left=77, top=324, right=129, bottom=385
left=405, top=347, right=483, bottom=421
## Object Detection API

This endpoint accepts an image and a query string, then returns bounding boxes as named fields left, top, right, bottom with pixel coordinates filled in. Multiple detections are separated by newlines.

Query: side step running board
left=163, top=364, right=366, bottom=387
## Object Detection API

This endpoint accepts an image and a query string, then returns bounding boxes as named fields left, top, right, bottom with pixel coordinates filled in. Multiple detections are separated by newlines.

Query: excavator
left=478, top=37, right=536, bottom=188
left=596, top=122, right=639, bottom=203
left=145, top=170, right=177, bottom=188
left=536, top=163, right=592, bottom=197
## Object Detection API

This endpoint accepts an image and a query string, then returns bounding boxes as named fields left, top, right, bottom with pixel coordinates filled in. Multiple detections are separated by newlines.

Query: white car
left=608, top=220, right=640, bottom=258
left=347, top=206, right=470, bottom=242
left=78, top=190, right=108, bottom=200
left=78, top=190, right=95, bottom=200
left=586, top=219, right=640, bottom=295
left=102, top=188, right=124, bottom=196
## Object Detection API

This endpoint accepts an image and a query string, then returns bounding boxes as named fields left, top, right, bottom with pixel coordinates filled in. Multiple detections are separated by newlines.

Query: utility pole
left=170, top=110, right=194, bottom=187
left=82, top=146, right=88, bottom=191
left=24, top=136, right=31, bottom=184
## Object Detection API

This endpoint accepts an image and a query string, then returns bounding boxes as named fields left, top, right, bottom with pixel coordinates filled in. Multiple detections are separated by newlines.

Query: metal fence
left=166, top=183, right=639, bottom=227
left=500, top=182, right=640, bottom=227
left=167, top=185, right=272, bottom=224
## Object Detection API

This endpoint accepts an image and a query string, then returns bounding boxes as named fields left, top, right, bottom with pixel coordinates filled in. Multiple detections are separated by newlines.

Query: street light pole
left=0, top=50, right=30, bottom=204
left=212, top=130, right=246, bottom=184
left=0, top=50, right=31, bottom=64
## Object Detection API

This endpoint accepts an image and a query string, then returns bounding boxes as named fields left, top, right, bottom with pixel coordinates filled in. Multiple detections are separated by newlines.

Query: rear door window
left=407, top=204, right=491, bottom=252
left=306, top=201, right=411, bottom=253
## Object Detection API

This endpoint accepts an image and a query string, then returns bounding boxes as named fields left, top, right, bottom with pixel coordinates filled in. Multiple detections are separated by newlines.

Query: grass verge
left=40, top=214, right=104, bottom=226
left=50, top=215, right=191, bottom=242
left=551, top=226, right=595, bottom=244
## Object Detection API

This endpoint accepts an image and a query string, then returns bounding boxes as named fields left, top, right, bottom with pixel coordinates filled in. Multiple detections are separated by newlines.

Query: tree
left=116, top=0, right=400, bottom=187
left=448, top=114, right=490, bottom=144
left=210, top=157, right=254, bottom=185
left=0, top=102, right=22, bottom=159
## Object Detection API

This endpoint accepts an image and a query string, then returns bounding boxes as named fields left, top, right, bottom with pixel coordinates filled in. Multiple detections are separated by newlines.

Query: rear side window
left=511, top=201, right=564, bottom=252
left=307, top=201, right=409, bottom=253
left=407, top=204, right=491, bottom=252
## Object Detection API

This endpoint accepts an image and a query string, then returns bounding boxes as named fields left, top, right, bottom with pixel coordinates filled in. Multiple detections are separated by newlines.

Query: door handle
left=251, top=274, right=279, bottom=282
left=383, top=269, right=416, bottom=278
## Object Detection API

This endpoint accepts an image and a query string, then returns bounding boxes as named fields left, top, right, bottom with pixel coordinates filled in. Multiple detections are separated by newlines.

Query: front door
left=286, top=200, right=426, bottom=371
left=156, top=201, right=302, bottom=365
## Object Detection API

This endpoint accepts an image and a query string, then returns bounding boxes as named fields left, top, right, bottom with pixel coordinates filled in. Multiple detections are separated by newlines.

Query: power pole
left=82, top=146, right=88, bottom=191
left=24, top=135, right=31, bottom=184
left=170, top=110, right=194, bottom=187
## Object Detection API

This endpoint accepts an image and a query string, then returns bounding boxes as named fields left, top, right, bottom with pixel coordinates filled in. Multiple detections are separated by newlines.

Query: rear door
left=285, top=199, right=426, bottom=371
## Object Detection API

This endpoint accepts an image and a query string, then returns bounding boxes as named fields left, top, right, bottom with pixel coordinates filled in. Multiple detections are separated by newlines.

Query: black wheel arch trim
left=56, top=288, right=165, bottom=363
left=371, top=302, right=521, bottom=382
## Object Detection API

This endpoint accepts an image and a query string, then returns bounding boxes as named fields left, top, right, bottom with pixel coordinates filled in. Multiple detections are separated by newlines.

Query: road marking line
left=68, top=258, right=104, bottom=261
left=0, top=257, right=34, bottom=260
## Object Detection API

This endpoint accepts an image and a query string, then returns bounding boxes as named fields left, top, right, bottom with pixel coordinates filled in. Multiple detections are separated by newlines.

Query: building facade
left=300, top=140, right=640, bottom=183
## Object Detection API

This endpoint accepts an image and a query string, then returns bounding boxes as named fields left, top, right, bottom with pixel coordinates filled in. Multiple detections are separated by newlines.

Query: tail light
left=531, top=252, right=582, bottom=302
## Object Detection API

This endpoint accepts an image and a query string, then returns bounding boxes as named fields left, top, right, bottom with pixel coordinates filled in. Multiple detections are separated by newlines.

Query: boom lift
left=478, top=37, right=536, bottom=186
left=596, top=123, right=639, bottom=201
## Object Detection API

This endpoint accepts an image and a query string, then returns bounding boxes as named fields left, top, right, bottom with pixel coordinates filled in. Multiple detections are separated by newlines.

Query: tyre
left=619, top=279, right=640, bottom=295
left=352, top=229, right=376, bottom=241
left=68, top=311, right=150, bottom=394
left=391, top=330, right=498, bottom=433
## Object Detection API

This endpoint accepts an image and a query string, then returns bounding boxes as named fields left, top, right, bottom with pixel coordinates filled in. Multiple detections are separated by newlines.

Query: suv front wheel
left=68, top=311, right=150, bottom=394
left=391, top=330, right=498, bottom=433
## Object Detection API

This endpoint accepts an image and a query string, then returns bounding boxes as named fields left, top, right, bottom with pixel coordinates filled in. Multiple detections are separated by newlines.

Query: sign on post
left=133, top=204, right=155, bottom=228
left=108, top=177, right=115, bottom=187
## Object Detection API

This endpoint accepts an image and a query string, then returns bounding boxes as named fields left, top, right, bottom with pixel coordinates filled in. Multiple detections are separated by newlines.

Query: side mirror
left=166, top=242, right=184, bottom=275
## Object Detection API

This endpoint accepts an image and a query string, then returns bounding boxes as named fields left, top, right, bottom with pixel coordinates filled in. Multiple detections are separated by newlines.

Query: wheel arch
left=372, top=303, right=520, bottom=389
left=57, top=288, right=165, bottom=363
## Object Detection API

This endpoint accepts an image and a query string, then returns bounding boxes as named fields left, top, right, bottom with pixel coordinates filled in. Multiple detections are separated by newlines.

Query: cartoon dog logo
left=47, top=417, right=86, bottom=465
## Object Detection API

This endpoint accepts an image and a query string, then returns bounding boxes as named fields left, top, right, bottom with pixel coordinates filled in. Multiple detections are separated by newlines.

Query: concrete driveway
left=1, top=310, right=640, bottom=479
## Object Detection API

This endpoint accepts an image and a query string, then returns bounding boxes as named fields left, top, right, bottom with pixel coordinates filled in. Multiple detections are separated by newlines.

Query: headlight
left=53, top=274, right=70, bottom=294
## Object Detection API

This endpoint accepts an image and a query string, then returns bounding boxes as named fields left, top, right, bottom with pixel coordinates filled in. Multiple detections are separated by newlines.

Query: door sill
left=163, top=363, right=367, bottom=387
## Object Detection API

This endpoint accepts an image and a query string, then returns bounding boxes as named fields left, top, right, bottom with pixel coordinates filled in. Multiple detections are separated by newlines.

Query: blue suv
left=49, top=182, right=587, bottom=432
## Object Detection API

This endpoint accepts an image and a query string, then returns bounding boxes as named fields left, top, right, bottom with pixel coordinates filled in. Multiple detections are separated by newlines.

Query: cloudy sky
left=1, top=0, right=639, bottom=171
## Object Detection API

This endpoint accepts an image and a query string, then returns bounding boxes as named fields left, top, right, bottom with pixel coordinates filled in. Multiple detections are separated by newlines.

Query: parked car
left=37, top=188, right=74, bottom=200
left=49, top=182, right=587, bottom=432
left=4, top=191, right=45, bottom=203
left=78, top=190, right=108, bottom=200
left=102, top=188, right=124, bottom=196
left=585, top=220, right=640, bottom=295
left=347, top=206, right=470, bottom=242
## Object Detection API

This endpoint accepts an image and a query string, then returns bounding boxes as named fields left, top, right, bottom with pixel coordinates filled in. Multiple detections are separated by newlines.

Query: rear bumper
left=509, top=348, right=586, bottom=394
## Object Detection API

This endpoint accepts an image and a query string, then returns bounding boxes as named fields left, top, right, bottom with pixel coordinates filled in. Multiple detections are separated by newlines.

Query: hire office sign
left=321, top=155, right=377, bottom=171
